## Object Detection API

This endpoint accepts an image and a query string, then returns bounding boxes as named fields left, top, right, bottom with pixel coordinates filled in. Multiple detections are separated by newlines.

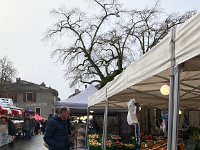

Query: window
left=26, top=92, right=33, bottom=101
left=12, top=93, right=17, bottom=102
left=24, top=92, right=36, bottom=102
left=36, top=108, right=41, bottom=116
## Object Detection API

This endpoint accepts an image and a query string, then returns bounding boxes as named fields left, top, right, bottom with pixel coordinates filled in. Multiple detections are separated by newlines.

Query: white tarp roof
left=55, top=85, right=98, bottom=109
left=89, top=13, right=200, bottom=109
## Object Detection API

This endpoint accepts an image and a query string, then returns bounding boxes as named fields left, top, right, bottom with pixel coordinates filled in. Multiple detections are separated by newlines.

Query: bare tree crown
left=44, top=0, right=196, bottom=88
left=0, top=57, right=17, bottom=96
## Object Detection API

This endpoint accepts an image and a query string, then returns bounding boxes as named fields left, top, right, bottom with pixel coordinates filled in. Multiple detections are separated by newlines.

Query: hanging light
left=160, top=84, right=170, bottom=95
left=89, top=115, right=93, bottom=119
left=80, top=116, right=84, bottom=120
left=84, top=116, right=87, bottom=120
left=90, top=110, right=94, bottom=113
left=179, top=110, right=182, bottom=115
left=139, top=107, right=142, bottom=111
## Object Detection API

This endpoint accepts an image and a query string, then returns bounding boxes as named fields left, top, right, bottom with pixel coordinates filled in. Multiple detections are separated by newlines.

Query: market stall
left=89, top=13, right=200, bottom=150
left=55, top=86, right=132, bottom=149
left=54, top=85, right=98, bottom=149
left=0, top=98, right=23, bottom=147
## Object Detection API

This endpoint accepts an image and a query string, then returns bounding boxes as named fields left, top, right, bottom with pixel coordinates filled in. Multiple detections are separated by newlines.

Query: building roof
left=8, top=78, right=58, bottom=96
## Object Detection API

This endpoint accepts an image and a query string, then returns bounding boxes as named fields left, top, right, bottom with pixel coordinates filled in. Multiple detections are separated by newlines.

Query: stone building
left=2, top=78, right=59, bottom=118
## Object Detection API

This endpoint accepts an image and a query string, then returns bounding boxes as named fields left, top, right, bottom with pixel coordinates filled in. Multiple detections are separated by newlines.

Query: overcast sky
left=0, top=0, right=199, bottom=100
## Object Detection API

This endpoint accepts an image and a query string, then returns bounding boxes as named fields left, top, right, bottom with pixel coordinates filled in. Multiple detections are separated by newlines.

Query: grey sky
left=0, top=0, right=199, bottom=100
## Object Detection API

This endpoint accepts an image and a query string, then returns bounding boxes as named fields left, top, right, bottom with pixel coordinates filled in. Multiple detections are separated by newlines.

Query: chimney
left=16, top=78, right=21, bottom=84
left=40, top=82, right=46, bottom=87
left=85, top=85, right=87, bottom=89
left=75, top=89, right=80, bottom=94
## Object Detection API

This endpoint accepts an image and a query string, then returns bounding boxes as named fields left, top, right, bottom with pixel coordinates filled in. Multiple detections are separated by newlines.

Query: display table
left=88, top=134, right=135, bottom=150
left=75, top=123, right=87, bottom=149
left=0, top=120, right=13, bottom=147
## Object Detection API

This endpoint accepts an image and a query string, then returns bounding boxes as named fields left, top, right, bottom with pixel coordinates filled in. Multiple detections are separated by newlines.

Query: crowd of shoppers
left=6, top=114, right=48, bottom=148
left=6, top=107, right=72, bottom=150
left=22, top=115, right=48, bottom=139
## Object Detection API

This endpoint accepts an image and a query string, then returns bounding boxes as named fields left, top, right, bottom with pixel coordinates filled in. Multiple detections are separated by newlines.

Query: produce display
left=89, top=134, right=100, bottom=139
left=124, top=143, right=135, bottom=149
left=89, top=134, right=101, bottom=149
left=89, top=138, right=101, bottom=147
left=106, top=140, right=113, bottom=147
left=89, top=134, right=135, bottom=150
left=75, top=123, right=86, bottom=148
left=88, top=132, right=188, bottom=150
left=141, top=136, right=185, bottom=150
left=110, top=134, right=121, bottom=140
left=114, top=141, right=123, bottom=148
left=141, top=140, right=167, bottom=150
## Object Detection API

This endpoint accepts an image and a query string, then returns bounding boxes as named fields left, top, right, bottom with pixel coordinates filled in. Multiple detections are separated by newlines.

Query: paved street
left=0, top=135, right=47, bottom=150
left=0, top=135, right=86, bottom=150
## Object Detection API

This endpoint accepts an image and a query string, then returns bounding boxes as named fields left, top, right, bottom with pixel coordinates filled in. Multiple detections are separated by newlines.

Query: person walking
left=22, top=116, right=30, bottom=139
left=41, top=120, right=47, bottom=134
left=44, top=106, right=71, bottom=150
left=34, top=121, right=40, bottom=135
left=7, top=118, right=16, bottom=147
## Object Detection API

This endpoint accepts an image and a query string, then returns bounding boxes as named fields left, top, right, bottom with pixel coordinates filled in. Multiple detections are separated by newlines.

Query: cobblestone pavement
left=0, top=135, right=47, bottom=150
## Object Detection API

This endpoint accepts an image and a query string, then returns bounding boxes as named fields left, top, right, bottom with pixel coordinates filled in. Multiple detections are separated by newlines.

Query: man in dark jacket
left=44, top=106, right=71, bottom=150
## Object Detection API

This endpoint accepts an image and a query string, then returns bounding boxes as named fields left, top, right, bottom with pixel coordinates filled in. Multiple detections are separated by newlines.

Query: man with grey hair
left=44, top=106, right=71, bottom=150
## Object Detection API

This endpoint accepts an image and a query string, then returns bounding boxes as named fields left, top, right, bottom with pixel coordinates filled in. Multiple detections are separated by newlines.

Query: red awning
left=0, top=106, right=3, bottom=111
left=18, top=110, right=22, bottom=115
left=11, top=109, right=19, bottom=116
left=33, top=114, right=45, bottom=121
left=1, top=108, right=8, bottom=115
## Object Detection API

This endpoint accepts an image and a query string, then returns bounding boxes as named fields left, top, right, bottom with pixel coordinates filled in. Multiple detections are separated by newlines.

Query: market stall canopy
left=25, top=109, right=35, bottom=114
left=33, top=114, right=45, bottom=121
left=11, top=109, right=21, bottom=116
left=89, top=13, right=200, bottom=110
left=55, top=85, right=98, bottom=110
left=1, top=107, right=12, bottom=115
left=0, top=98, right=14, bottom=108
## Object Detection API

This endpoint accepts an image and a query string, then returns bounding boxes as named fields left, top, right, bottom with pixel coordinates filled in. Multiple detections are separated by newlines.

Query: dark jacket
left=43, top=116, right=70, bottom=150
left=8, top=120, right=16, bottom=136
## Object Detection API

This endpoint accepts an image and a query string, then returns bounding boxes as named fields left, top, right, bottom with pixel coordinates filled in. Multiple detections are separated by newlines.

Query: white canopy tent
left=55, top=85, right=98, bottom=110
left=89, top=13, right=200, bottom=109
left=88, top=13, right=200, bottom=150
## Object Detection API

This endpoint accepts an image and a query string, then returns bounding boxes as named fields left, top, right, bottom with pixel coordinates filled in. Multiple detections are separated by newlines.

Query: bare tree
left=0, top=57, right=17, bottom=96
left=44, top=0, right=196, bottom=88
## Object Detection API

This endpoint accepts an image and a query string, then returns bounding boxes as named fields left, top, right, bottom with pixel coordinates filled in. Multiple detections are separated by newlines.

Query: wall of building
left=15, top=92, right=55, bottom=119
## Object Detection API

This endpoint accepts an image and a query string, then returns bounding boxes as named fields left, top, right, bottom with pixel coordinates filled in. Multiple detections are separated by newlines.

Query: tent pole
left=102, top=88, right=108, bottom=150
left=167, top=26, right=176, bottom=150
left=171, top=65, right=181, bottom=150
left=85, top=107, right=90, bottom=149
